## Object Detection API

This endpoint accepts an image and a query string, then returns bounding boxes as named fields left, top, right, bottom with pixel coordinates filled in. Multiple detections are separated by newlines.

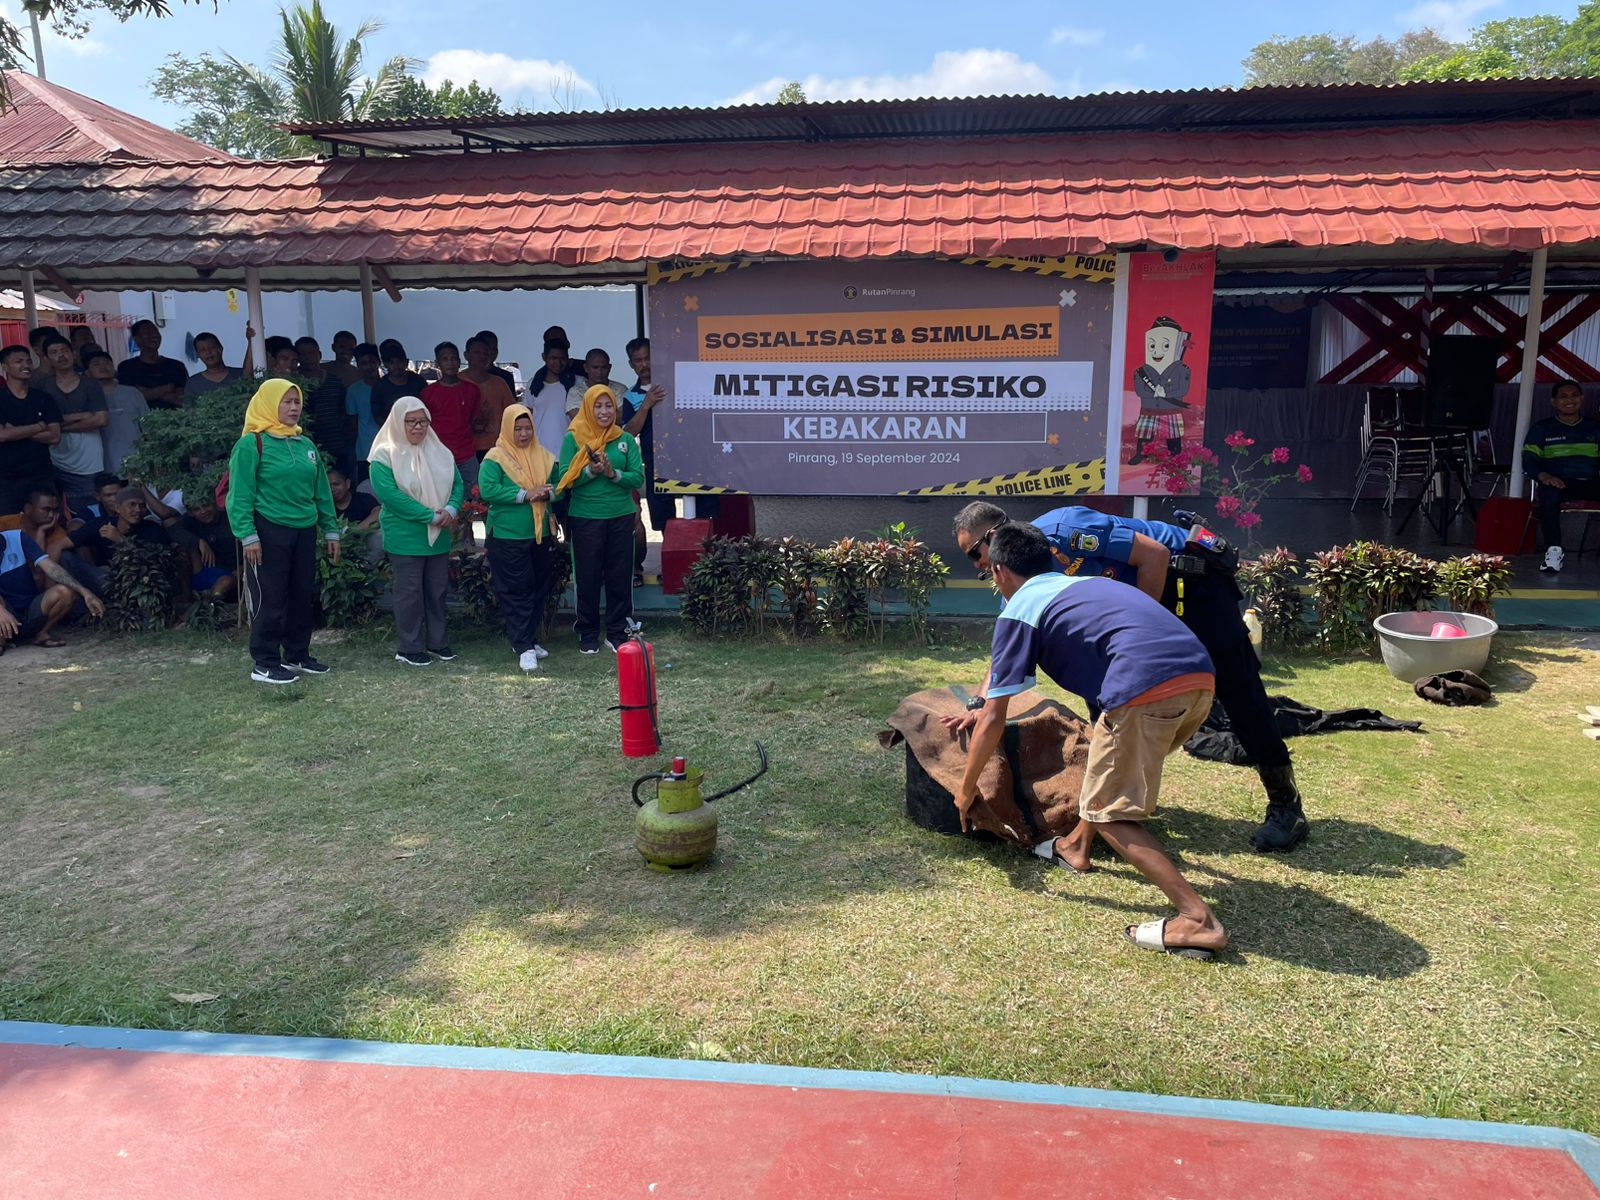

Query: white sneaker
left=519, top=649, right=539, bottom=671
left=532, top=644, right=549, bottom=660
left=1542, top=545, right=1566, bottom=573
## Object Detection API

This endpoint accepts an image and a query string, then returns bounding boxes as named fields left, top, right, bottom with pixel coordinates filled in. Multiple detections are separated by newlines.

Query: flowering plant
left=458, top=486, right=489, bottom=524
left=1145, top=431, right=1313, bottom=539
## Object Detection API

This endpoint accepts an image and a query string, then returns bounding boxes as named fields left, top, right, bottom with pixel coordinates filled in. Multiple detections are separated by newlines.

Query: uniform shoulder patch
left=1067, top=531, right=1100, bottom=553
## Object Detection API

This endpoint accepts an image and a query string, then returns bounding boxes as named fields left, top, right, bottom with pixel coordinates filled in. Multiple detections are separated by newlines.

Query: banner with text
left=650, top=259, right=1114, bottom=496
left=1112, top=251, right=1217, bottom=497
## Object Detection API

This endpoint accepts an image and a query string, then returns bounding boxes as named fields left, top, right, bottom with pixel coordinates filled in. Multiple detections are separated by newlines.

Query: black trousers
left=1161, top=568, right=1291, bottom=770
left=1537, top=477, right=1600, bottom=545
left=569, top=513, right=634, bottom=645
left=487, top=535, right=557, bottom=653
left=246, top=517, right=317, bottom=669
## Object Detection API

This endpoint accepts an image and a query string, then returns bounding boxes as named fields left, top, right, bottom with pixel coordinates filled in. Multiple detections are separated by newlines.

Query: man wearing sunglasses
left=950, top=500, right=1308, bottom=855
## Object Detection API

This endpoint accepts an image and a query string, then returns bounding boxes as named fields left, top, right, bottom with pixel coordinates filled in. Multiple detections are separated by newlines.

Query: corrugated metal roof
left=4, top=120, right=1600, bottom=289
left=286, top=79, right=1600, bottom=154
left=0, top=70, right=235, bottom=165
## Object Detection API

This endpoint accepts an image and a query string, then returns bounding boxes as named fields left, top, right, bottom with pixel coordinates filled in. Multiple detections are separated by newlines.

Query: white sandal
left=1125, top=917, right=1217, bottom=961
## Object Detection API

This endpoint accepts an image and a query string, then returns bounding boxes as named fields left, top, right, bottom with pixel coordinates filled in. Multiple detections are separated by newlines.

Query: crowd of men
left=2, top=320, right=686, bottom=653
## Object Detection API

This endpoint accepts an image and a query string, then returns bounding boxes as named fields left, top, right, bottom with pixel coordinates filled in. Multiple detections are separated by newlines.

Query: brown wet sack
left=879, top=687, right=1091, bottom=846
left=1413, top=669, right=1493, bottom=706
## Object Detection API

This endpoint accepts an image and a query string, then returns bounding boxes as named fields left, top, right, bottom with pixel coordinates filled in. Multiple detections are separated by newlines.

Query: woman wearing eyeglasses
left=369, top=398, right=464, bottom=667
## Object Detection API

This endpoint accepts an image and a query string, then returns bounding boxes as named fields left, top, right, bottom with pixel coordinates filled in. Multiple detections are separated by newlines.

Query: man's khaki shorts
left=1079, top=688, right=1214, bottom=823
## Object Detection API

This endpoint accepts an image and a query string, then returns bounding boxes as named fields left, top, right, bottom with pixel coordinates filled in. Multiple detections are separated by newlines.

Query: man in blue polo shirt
left=953, top=522, right=1227, bottom=959
left=1, top=523, right=105, bottom=650
left=952, top=500, right=1309, bottom=853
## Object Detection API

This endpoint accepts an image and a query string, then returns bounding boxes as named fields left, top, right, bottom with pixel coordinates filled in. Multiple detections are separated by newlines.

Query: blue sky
left=8, top=0, right=1589, bottom=125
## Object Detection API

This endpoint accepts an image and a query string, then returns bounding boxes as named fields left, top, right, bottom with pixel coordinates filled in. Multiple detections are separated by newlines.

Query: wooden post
left=360, top=262, right=377, bottom=343
left=244, top=266, right=266, bottom=375
left=1509, top=246, right=1549, bottom=497
left=20, top=269, right=38, bottom=330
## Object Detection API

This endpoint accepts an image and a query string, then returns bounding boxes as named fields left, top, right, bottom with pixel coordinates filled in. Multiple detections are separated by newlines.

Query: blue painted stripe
left=2, top=1020, right=1596, bottom=1185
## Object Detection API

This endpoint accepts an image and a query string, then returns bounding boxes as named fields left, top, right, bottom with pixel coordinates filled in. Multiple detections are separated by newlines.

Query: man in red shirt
left=421, top=340, right=482, bottom=493
left=463, top=335, right=516, bottom=459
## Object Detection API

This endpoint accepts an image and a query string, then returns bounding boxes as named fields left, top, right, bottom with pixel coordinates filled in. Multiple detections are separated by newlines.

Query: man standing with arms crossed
left=951, top=500, right=1309, bottom=854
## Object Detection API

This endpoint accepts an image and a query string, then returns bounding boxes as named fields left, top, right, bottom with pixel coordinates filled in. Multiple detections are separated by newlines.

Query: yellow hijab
left=554, top=384, right=625, bottom=495
left=483, top=404, right=556, bottom=543
left=241, top=377, right=302, bottom=438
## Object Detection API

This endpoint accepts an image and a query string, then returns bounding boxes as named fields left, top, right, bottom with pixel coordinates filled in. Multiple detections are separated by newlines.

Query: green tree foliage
left=1245, top=4, right=1600, bottom=86
left=150, top=51, right=300, bottom=157
left=1403, top=14, right=1594, bottom=80
left=231, top=1, right=414, bottom=125
left=1242, top=29, right=1453, bottom=86
left=2, top=1, right=215, bottom=88
left=148, top=1, right=450, bottom=157
left=774, top=80, right=807, bottom=104
left=365, top=75, right=504, bottom=120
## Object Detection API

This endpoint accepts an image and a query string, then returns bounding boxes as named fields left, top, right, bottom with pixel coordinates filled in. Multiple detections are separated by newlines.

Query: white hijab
left=369, top=396, right=456, bottom=545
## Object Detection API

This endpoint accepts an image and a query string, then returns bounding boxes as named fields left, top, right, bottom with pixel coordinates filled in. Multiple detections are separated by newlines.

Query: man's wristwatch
left=965, top=695, right=987, bottom=711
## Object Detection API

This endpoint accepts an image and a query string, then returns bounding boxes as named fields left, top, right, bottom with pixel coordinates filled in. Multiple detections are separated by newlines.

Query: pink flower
left=1270, top=446, right=1291, bottom=464
left=1224, top=430, right=1256, bottom=449
left=1192, top=447, right=1218, bottom=464
left=1219, top=477, right=1231, bottom=487
left=1235, top=511, right=1263, bottom=529
left=1214, top=494, right=1242, bottom=517
left=1164, top=476, right=1187, bottom=494
left=1296, top=464, right=1314, bottom=483
left=1144, top=442, right=1170, bottom=461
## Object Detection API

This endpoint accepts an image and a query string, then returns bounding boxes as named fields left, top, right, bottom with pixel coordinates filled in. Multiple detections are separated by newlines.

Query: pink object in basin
left=1431, top=622, right=1469, bottom=639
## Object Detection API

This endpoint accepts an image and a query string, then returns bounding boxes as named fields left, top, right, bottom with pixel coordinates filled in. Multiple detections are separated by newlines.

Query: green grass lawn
left=2, top=619, right=1597, bottom=1133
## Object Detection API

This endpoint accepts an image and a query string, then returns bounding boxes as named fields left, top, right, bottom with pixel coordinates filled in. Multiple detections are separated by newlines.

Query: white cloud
left=1398, top=0, right=1500, bottom=40
left=56, top=36, right=108, bottom=59
left=423, top=50, right=597, bottom=99
left=1126, top=43, right=1148, bottom=62
left=0, top=0, right=107, bottom=62
left=727, top=49, right=1058, bottom=105
left=1050, top=26, right=1105, bottom=47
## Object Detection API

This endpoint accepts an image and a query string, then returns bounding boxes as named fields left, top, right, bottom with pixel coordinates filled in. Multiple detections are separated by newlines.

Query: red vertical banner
left=1117, top=251, right=1216, bottom=496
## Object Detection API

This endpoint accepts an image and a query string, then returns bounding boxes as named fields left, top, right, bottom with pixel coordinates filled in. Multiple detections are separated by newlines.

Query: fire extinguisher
left=615, top=623, right=660, bottom=758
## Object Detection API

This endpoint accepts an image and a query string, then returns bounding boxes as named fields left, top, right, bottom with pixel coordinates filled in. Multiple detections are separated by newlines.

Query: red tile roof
left=3, top=120, right=1598, bottom=285
left=0, top=70, right=234, bottom=165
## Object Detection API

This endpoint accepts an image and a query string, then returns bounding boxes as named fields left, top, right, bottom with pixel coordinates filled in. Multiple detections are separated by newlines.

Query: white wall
left=112, top=286, right=641, bottom=380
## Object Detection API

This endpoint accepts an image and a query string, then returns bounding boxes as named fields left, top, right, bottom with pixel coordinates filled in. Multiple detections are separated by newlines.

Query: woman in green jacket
left=552, top=384, right=643, bottom=653
left=369, top=397, right=465, bottom=667
left=479, top=404, right=559, bottom=671
left=227, top=377, right=340, bottom=686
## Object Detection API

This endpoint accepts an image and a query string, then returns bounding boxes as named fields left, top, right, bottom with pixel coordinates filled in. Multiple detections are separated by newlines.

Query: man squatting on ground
left=949, top=501, right=1309, bottom=854
left=950, top=522, right=1227, bottom=958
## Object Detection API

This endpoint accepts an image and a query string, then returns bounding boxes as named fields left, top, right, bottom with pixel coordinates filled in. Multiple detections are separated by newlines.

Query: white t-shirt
left=566, top=379, right=624, bottom=418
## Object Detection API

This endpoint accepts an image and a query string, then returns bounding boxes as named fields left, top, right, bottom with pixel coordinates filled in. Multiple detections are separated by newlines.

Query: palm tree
left=230, top=0, right=415, bottom=128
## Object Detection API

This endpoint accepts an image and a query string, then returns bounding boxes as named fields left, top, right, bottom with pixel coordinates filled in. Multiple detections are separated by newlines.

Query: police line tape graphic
left=947, top=255, right=1117, bottom=284
left=654, top=459, right=1104, bottom=498
left=896, top=459, right=1105, bottom=496
left=654, top=478, right=739, bottom=495
left=647, top=260, right=753, bottom=286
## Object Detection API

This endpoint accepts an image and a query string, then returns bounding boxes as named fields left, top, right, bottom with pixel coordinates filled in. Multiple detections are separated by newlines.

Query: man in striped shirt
left=1524, top=380, right=1600, bottom=574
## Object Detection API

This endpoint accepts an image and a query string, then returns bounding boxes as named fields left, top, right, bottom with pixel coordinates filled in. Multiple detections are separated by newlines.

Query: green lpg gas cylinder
left=634, top=766, right=717, bottom=872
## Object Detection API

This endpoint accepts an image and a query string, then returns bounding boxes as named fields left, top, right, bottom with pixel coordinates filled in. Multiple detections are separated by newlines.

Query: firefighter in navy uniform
left=951, top=501, right=1309, bottom=853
